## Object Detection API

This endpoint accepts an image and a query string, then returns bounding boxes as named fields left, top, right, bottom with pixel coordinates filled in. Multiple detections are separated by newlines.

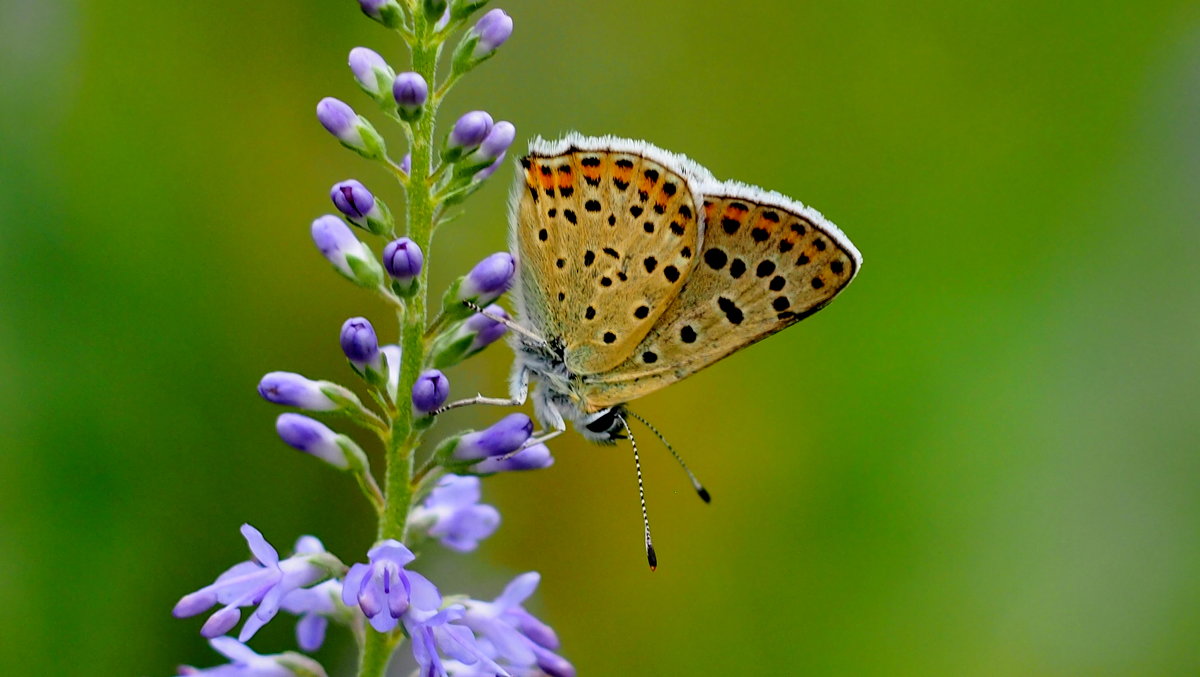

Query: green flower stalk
left=169, top=4, right=572, bottom=677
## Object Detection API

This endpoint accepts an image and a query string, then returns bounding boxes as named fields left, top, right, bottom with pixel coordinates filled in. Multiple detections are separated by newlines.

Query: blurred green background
left=2, top=0, right=1198, bottom=674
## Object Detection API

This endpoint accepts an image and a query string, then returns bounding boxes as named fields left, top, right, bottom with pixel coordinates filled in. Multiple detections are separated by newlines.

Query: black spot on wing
left=717, top=297, right=744, bottom=325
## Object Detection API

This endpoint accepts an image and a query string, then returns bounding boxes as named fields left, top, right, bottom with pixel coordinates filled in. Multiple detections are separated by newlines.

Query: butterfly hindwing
left=579, top=182, right=861, bottom=408
left=512, top=136, right=708, bottom=375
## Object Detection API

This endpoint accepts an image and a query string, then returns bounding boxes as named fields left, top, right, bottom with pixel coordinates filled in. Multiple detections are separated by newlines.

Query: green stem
left=358, top=15, right=442, bottom=677
left=358, top=631, right=400, bottom=677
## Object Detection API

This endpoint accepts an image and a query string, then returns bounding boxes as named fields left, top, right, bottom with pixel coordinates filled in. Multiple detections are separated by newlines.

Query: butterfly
left=454, top=133, right=861, bottom=567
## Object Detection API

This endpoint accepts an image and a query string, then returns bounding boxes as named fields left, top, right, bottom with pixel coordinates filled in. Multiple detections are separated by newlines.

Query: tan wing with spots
left=579, top=184, right=861, bottom=409
left=514, top=142, right=705, bottom=375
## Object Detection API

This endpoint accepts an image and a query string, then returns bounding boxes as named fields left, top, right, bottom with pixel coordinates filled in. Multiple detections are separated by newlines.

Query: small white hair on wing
left=700, top=178, right=863, bottom=270
left=527, top=132, right=716, bottom=185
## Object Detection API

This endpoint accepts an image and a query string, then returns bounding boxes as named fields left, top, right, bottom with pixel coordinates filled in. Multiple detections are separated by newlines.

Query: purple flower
left=464, top=304, right=509, bottom=352
left=342, top=540, right=440, bottom=632
left=412, top=369, right=450, bottom=415
left=340, top=317, right=381, bottom=371
left=275, top=413, right=365, bottom=470
left=452, top=413, right=533, bottom=461
left=405, top=605, right=504, bottom=677
left=257, top=372, right=339, bottom=411
left=457, top=252, right=516, bottom=305
left=448, top=111, right=494, bottom=152
left=176, top=637, right=326, bottom=677
left=410, top=475, right=500, bottom=552
left=393, top=71, right=428, bottom=119
left=349, top=47, right=395, bottom=100
left=311, top=215, right=384, bottom=287
left=280, top=579, right=341, bottom=652
left=470, top=442, right=554, bottom=474
left=470, top=9, right=514, bottom=59
left=400, top=152, right=412, bottom=175
left=383, top=237, right=423, bottom=287
left=173, top=527, right=331, bottom=643
left=461, top=573, right=574, bottom=677
left=316, top=97, right=385, bottom=158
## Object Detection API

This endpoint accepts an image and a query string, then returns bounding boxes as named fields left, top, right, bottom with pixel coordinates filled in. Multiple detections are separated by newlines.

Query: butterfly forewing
left=514, top=138, right=706, bottom=375
left=579, top=183, right=861, bottom=408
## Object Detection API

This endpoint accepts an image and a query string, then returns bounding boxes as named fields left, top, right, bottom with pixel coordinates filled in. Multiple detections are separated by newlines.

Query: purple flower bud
left=317, top=97, right=359, bottom=144
left=471, top=9, right=513, bottom=58
left=331, top=180, right=392, bottom=235
left=330, top=179, right=375, bottom=222
left=340, top=317, right=381, bottom=370
left=464, top=304, right=509, bottom=351
left=257, top=372, right=339, bottom=411
left=470, top=442, right=555, bottom=473
left=477, top=121, right=515, bottom=161
left=392, top=72, right=428, bottom=119
left=359, top=0, right=404, bottom=27
left=316, top=97, right=385, bottom=159
left=412, top=369, right=450, bottom=415
left=458, top=252, right=516, bottom=304
left=448, top=111, right=494, bottom=150
left=349, top=47, right=395, bottom=100
left=275, top=414, right=355, bottom=469
left=383, top=237, right=423, bottom=285
left=399, top=153, right=412, bottom=175
left=454, top=413, right=534, bottom=460
left=311, top=215, right=384, bottom=286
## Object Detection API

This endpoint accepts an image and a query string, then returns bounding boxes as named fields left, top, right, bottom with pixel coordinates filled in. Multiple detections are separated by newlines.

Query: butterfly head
left=580, top=405, right=628, bottom=444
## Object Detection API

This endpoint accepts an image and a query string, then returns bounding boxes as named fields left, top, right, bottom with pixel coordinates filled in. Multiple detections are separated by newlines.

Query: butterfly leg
left=433, top=364, right=529, bottom=415
left=462, top=301, right=549, bottom=348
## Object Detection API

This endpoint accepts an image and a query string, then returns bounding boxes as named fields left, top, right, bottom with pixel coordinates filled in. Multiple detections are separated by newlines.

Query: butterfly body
left=503, top=133, right=862, bottom=442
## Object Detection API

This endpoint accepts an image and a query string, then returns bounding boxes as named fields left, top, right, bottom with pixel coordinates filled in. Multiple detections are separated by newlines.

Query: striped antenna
left=619, top=415, right=656, bottom=571
left=627, top=410, right=711, bottom=503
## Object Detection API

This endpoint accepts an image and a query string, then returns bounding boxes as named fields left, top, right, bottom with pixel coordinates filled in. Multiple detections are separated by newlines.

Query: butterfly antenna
left=618, top=415, right=657, bottom=571
left=627, top=410, right=711, bottom=504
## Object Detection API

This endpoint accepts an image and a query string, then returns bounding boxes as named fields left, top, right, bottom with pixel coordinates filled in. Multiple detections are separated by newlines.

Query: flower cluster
left=170, top=4, right=573, bottom=676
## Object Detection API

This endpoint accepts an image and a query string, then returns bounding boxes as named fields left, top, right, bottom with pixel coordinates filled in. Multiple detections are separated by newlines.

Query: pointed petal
left=209, top=636, right=258, bottom=663
left=201, top=605, right=241, bottom=638
left=511, top=608, right=559, bottom=649
left=429, top=474, right=482, bottom=509
left=436, top=623, right=484, bottom=664
left=368, top=539, right=416, bottom=567
left=293, top=535, right=325, bottom=554
left=405, top=571, right=442, bottom=611
left=296, top=613, right=328, bottom=652
left=343, top=564, right=369, bottom=607
left=240, top=524, right=279, bottom=566
left=237, top=607, right=269, bottom=642
left=388, top=568, right=411, bottom=618
left=533, top=645, right=576, bottom=677
left=368, top=609, right=399, bottom=633
left=173, top=589, right=217, bottom=618
left=495, top=572, right=539, bottom=608
left=359, top=567, right=386, bottom=618
left=256, top=580, right=286, bottom=621
left=485, top=619, right=536, bottom=666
